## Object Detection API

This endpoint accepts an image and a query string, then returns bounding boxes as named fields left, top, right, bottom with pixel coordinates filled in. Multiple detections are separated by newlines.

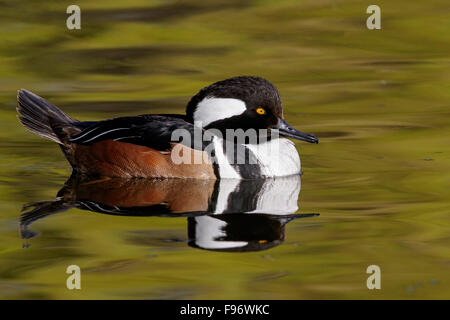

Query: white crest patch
left=193, top=97, right=247, bottom=127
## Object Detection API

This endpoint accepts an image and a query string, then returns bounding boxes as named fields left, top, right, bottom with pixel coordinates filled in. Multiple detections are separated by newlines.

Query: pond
left=0, top=0, right=449, bottom=299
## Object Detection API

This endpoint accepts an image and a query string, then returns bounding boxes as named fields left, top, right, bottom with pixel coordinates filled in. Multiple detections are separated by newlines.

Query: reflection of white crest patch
left=194, top=97, right=246, bottom=127
left=194, top=216, right=247, bottom=249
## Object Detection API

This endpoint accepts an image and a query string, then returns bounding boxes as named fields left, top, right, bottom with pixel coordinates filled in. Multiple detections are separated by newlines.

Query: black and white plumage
left=69, top=115, right=199, bottom=151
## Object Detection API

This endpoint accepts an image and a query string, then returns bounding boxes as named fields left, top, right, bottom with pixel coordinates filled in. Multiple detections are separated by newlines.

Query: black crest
left=185, top=76, right=283, bottom=122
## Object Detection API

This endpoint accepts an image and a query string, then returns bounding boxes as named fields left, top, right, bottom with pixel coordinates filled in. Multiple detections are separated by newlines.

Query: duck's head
left=186, top=76, right=318, bottom=143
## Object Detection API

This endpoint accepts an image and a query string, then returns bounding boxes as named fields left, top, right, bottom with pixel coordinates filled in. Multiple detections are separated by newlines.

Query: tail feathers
left=17, top=89, right=76, bottom=144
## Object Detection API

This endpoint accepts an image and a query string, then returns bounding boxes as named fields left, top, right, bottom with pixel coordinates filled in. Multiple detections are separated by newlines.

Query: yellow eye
left=256, top=107, right=266, bottom=115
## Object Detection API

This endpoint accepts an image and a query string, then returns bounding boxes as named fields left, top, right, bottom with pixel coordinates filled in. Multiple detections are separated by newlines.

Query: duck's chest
left=213, top=137, right=301, bottom=179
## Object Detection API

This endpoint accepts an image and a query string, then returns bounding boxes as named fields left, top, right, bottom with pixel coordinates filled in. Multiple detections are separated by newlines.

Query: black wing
left=69, top=114, right=201, bottom=151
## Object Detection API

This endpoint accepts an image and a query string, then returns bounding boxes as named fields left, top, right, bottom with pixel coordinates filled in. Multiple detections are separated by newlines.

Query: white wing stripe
left=114, top=135, right=140, bottom=141
left=82, top=127, right=130, bottom=143
left=70, top=126, right=100, bottom=141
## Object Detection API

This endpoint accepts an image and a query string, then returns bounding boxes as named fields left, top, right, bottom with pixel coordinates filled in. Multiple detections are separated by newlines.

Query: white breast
left=244, top=138, right=301, bottom=177
left=211, top=137, right=301, bottom=179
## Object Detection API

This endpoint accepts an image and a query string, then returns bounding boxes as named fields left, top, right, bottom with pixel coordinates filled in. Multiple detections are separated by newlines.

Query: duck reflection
left=20, top=174, right=318, bottom=252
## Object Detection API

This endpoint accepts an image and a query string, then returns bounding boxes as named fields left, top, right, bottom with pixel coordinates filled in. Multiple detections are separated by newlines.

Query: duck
left=16, top=76, right=318, bottom=179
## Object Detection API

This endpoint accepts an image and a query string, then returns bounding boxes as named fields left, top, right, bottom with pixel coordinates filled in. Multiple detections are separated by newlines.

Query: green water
left=0, top=0, right=449, bottom=299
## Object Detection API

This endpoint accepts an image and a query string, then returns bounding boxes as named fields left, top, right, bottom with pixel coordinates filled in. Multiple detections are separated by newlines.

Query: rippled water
left=0, top=0, right=449, bottom=299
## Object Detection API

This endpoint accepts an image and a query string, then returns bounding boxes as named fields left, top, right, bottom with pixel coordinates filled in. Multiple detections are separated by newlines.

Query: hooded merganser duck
left=17, top=76, right=318, bottom=179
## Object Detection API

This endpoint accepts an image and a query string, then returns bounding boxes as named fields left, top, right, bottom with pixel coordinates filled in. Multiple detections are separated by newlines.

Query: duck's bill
left=275, top=119, right=319, bottom=143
